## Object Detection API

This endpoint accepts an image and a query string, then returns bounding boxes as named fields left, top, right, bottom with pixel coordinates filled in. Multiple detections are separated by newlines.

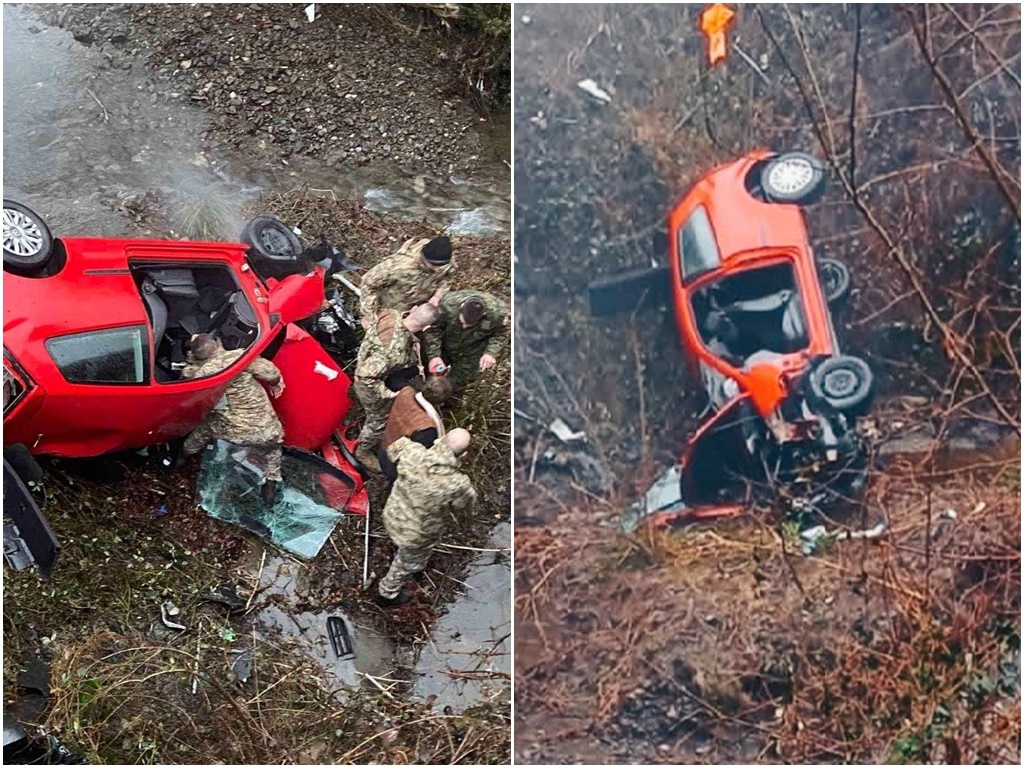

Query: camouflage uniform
left=182, top=347, right=285, bottom=481
left=423, top=289, right=509, bottom=390
left=358, top=237, right=453, bottom=318
left=353, top=310, right=421, bottom=450
left=377, top=436, right=477, bottom=599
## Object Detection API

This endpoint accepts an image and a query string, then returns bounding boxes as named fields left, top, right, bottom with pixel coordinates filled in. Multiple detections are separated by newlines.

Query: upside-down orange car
left=589, top=150, right=873, bottom=530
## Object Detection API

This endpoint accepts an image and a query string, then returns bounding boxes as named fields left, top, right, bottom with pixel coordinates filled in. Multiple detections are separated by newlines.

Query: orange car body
left=667, top=150, right=837, bottom=418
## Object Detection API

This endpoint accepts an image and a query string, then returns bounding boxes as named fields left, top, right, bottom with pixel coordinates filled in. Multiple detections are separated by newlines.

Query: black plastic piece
left=3, top=457, right=59, bottom=577
left=327, top=616, right=355, bottom=659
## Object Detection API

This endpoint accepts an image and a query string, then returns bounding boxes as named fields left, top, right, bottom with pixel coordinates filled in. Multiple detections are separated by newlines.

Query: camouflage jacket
left=423, top=289, right=510, bottom=361
left=354, top=310, right=421, bottom=400
left=183, top=347, right=284, bottom=444
left=358, top=237, right=453, bottom=318
left=383, top=437, right=477, bottom=547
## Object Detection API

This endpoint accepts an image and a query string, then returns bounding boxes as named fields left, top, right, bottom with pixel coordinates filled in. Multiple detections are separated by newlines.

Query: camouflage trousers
left=353, top=380, right=392, bottom=451
left=183, top=420, right=283, bottom=482
left=377, top=543, right=433, bottom=599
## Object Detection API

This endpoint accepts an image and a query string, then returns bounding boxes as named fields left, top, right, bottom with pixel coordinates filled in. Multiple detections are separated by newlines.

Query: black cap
left=422, top=236, right=452, bottom=266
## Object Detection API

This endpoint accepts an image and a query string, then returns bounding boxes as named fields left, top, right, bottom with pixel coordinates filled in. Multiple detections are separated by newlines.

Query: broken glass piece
left=197, top=440, right=343, bottom=560
left=621, top=464, right=684, bottom=533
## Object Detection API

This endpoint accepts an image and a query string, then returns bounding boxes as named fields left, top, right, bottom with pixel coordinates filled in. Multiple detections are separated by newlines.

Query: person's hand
left=270, top=381, right=285, bottom=398
left=479, top=354, right=496, bottom=371
left=503, top=314, right=510, bottom=328
left=360, top=315, right=372, bottom=330
left=429, top=357, right=447, bottom=374
left=384, top=388, right=400, bottom=399
left=429, top=287, right=446, bottom=305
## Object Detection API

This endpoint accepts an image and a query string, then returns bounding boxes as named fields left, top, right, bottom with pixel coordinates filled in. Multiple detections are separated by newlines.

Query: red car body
left=3, top=236, right=366, bottom=512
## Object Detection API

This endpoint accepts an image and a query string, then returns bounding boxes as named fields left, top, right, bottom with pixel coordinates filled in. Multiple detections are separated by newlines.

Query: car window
left=46, top=325, right=148, bottom=385
left=679, top=205, right=721, bottom=281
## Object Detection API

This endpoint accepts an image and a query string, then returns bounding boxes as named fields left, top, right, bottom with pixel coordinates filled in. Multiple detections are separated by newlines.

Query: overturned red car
left=3, top=200, right=367, bottom=574
left=589, top=151, right=873, bottom=530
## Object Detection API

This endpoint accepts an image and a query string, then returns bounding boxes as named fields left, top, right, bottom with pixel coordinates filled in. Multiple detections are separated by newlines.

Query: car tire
left=3, top=200, right=53, bottom=275
left=818, top=258, right=850, bottom=305
left=809, top=355, right=873, bottom=414
left=760, top=152, right=826, bottom=205
left=240, top=217, right=309, bottom=280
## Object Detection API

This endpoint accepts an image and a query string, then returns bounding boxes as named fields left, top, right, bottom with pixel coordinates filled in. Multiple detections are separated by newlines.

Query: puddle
left=249, top=521, right=510, bottom=711
left=2, top=4, right=509, bottom=238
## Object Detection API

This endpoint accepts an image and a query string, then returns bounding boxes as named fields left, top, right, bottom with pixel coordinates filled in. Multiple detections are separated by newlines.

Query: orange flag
left=700, top=3, right=735, bottom=66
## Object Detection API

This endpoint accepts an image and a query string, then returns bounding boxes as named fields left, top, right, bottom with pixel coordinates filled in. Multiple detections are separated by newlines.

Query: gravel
left=39, top=2, right=506, bottom=180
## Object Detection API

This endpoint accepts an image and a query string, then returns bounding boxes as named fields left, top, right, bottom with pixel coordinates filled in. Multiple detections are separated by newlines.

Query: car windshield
left=678, top=205, right=721, bottom=281
left=690, top=260, right=809, bottom=364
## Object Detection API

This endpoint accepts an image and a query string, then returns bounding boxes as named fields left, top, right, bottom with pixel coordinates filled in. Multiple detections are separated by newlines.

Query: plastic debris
left=548, top=417, right=586, bottom=443
left=231, top=649, right=254, bottom=683
left=577, top=78, right=612, bottom=104
left=699, top=3, right=736, bottom=66
left=161, top=600, right=186, bottom=631
left=305, top=4, right=316, bottom=23
left=327, top=616, right=356, bottom=660
left=155, top=504, right=168, bottom=516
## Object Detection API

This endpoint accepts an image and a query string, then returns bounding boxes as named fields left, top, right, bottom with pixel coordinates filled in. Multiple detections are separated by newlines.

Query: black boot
left=260, top=479, right=279, bottom=507
left=373, top=590, right=413, bottom=608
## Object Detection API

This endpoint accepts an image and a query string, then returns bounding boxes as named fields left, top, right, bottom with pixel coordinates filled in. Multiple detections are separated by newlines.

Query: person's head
left=443, top=427, right=471, bottom=457
left=404, top=302, right=442, bottom=333
left=420, top=236, right=452, bottom=271
left=422, top=374, right=453, bottom=406
left=458, top=297, right=486, bottom=328
left=190, top=333, right=222, bottom=362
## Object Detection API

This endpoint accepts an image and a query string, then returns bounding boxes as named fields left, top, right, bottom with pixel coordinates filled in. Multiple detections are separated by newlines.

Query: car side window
left=46, top=325, right=149, bottom=385
left=679, top=205, right=721, bottom=281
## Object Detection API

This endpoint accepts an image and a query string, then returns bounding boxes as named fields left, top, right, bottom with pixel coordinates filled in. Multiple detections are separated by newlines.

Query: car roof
left=671, top=154, right=813, bottom=263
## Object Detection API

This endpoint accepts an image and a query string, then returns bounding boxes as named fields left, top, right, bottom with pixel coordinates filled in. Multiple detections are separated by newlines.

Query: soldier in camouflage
left=376, top=427, right=477, bottom=605
left=424, top=289, right=510, bottom=391
left=358, top=235, right=454, bottom=320
left=353, top=302, right=441, bottom=456
left=181, top=334, right=286, bottom=505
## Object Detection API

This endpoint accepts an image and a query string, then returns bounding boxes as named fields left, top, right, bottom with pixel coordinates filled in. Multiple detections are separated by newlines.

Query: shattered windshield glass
left=197, top=440, right=354, bottom=559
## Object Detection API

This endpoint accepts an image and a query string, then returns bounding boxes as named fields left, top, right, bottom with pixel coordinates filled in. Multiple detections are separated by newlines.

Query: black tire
left=818, top=258, right=850, bottom=305
left=760, top=152, right=826, bottom=204
left=240, top=217, right=309, bottom=280
left=809, top=355, right=873, bottom=414
left=3, top=200, right=53, bottom=275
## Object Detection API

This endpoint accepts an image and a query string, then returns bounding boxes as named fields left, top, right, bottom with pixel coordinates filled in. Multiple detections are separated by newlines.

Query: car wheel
left=761, top=152, right=826, bottom=204
left=818, top=258, right=850, bottom=305
left=3, top=200, right=53, bottom=275
left=809, top=355, right=873, bottom=414
left=240, top=217, right=308, bottom=280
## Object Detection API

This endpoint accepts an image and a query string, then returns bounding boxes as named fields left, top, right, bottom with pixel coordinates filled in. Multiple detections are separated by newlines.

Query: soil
left=513, top=3, right=1020, bottom=764
left=37, top=2, right=510, bottom=183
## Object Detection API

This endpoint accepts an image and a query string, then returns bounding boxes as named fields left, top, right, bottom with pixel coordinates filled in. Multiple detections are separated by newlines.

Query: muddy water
left=2, top=4, right=509, bottom=238
left=250, top=521, right=510, bottom=710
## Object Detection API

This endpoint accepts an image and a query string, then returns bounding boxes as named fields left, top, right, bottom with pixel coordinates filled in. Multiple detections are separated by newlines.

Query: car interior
left=131, top=264, right=260, bottom=382
left=691, top=261, right=809, bottom=366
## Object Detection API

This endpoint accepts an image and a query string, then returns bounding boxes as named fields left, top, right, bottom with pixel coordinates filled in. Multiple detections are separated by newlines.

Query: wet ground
left=253, top=522, right=510, bottom=711
left=3, top=4, right=509, bottom=239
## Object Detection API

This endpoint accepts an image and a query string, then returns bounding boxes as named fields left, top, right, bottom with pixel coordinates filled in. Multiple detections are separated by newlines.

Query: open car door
left=622, top=395, right=758, bottom=531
